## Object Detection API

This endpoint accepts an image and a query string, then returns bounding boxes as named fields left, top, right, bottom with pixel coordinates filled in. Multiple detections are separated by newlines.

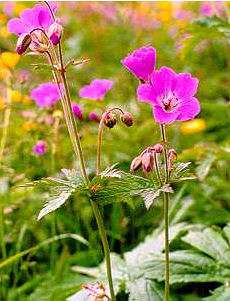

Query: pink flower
left=32, top=140, right=47, bottom=156
left=7, top=4, right=60, bottom=53
left=200, top=2, right=225, bottom=17
left=137, top=66, right=200, bottom=124
left=71, top=103, right=83, bottom=120
left=7, top=4, right=56, bottom=36
left=88, top=111, right=101, bottom=122
left=121, top=46, right=156, bottom=82
left=79, top=79, right=113, bottom=101
left=31, top=82, right=61, bottom=108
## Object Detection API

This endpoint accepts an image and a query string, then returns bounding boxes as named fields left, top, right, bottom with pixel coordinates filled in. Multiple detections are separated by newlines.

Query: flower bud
left=103, top=112, right=116, bottom=128
left=153, top=143, right=164, bottom=153
left=168, top=148, right=177, bottom=171
left=142, top=152, right=153, bottom=172
left=16, top=33, right=31, bottom=55
left=121, top=111, right=133, bottom=127
left=130, top=156, right=142, bottom=172
left=89, top=111, right=101, bottom=123
left=48, top=22, right=63, bottom=46
left=30, top=30, right=50, bottom=53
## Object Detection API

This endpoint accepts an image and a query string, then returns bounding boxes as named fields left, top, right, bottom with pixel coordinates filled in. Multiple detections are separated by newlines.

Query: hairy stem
left=160, top=124, right=170, bottom=301
left=45, top=36, right=115, bottom=298
left=90, top=200, right=116, bottom=301
left=0, top=80, right=11, bottom=163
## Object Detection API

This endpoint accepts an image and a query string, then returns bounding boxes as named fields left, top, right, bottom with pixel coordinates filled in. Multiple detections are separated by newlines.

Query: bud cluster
left=103, top=110, right=134, bottom=129
left=130, top=143, right=164, bottom=173
left=16, top=22, right=63, bottom=55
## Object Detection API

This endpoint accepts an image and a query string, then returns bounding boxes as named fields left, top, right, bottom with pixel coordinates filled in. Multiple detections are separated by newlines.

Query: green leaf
left=128, top=278, right=163, bottom=301
left=92, top=169, right=152, bottom=206
left=0, top=233, right=88, bottom=270
left=196, top=155, right=216, bottom=181
left=36, top=169, right=84, bottom=220
left=135, top=184, right=173, bottom=210
left=182, top=227, right=230, bottom=262
left=203, top=285, right=230, bottom=301
left=170, top=162, right=196, bottom=183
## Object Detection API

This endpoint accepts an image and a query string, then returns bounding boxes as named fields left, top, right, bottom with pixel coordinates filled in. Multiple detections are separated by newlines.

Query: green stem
left=45, top=42, right=116, bottom=299
left=90, top=200, right=116, bottom=301
left=160, top=124, right=170, bottom=301
left=0, top=80, right=11, bottom=163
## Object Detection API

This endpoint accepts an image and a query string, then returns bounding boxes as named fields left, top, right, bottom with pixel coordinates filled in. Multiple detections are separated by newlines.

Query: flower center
left=161, top=92, right=179, bottom=112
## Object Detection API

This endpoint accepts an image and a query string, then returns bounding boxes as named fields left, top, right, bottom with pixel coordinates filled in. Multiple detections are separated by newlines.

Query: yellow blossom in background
left=180, top=119, right=206, bottom=135
left=11, top=90, right=23, bottom=103
left=53, top=110, right=63, bottom=119
left=22, top=121, right=38, bottom=132
left=0, top=13, right=7, bottom=24
left=14, top=3, right=26, bottom=15
left=0, top=52, right=20, bottom=69
left=0, top=26, right=11, bottom=38
left=0, top=96, right=6, bottom=110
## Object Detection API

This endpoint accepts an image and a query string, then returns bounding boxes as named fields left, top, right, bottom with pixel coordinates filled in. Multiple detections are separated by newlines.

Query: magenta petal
left=36, top=5, right=53, bottom=29
left=177, top=97, right=201, bottom=121
left=153, top=106, right=179, bottom=124
left=7, top=18, right=28, bottom=35
left=137, top=83, right=157, bottom=104
left=175, top=73, right=199, bottom=98
left=151, top=67, right=177, bottom=101
left=121, top=46, right=156, bottom=81
left=79, top=79, right=113, bottom=101
left=20, top=7, right=40, bottom=30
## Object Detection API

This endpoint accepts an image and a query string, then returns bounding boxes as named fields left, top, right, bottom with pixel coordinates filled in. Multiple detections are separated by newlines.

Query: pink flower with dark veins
left=137, top=66, right=200, bottom=124
left=79, top=79, right=113, bottom=101
left=121, top=46, right=156, bottom=82
left=31, top=82, right=61, bottom=108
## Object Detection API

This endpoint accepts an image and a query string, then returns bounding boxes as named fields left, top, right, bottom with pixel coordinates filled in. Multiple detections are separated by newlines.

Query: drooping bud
left=48, top=22, right=63, bottom=46
left=16, top=33, right=31, bottom=55
left=168, top=148, right=177, bottom=171
left=141, top=152, right=153, bottom=172
left=153, top=143, right=164, bottom=154
left=121, top=111, right=133, bottom=127
left=103, top=112, right=117, bottom=128
left=130, top=156, right=142, bottom=172
left=89, top=111, right=101, bottom=123
left=30, top=30, right=50, bottom=53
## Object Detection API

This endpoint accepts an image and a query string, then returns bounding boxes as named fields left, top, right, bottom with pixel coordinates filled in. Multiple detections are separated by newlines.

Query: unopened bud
left=16, top=33, right=31, bottom=55
left=89, top=111, right=101, bottom=123
left=153, top=143, right=164, bottom=153
left=121, top=111, right=133, bottom=127
left=142, top=152, right=153, bottom=173
left=48, top=22, right=63, bottom=46
left=30, top=30, right=50, bottom=53
left=168, top=148, right=177, bottom=171
left=103, top=112, right=116, bottom=128
left=130, top=156, right=142, bottom=172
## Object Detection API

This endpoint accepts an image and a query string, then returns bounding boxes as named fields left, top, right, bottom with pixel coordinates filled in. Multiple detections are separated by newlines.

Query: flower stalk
left=160, top=124, right=170, bottom=301
left=43, top=3, right=116, bottom=299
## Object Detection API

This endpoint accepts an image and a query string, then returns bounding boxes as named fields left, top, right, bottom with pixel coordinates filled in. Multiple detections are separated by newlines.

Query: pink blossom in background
left=200, top=2, right=225, bottom=17
left=3, top=2, right=15, bottom=17
left=79, top=79, right=113, bottom=101
left=121, top=46, right=156, bottom=82
left=31, top=82, right=61, bottom=108
left=137, top=66, right=200, bottom=124
left=21, top=110, right=37, bottom=119
left=88, top=111, right=101, bottom=123
left=32, top=140, right=47, bottom=156
left=71, top=103, right=83, bottom=120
